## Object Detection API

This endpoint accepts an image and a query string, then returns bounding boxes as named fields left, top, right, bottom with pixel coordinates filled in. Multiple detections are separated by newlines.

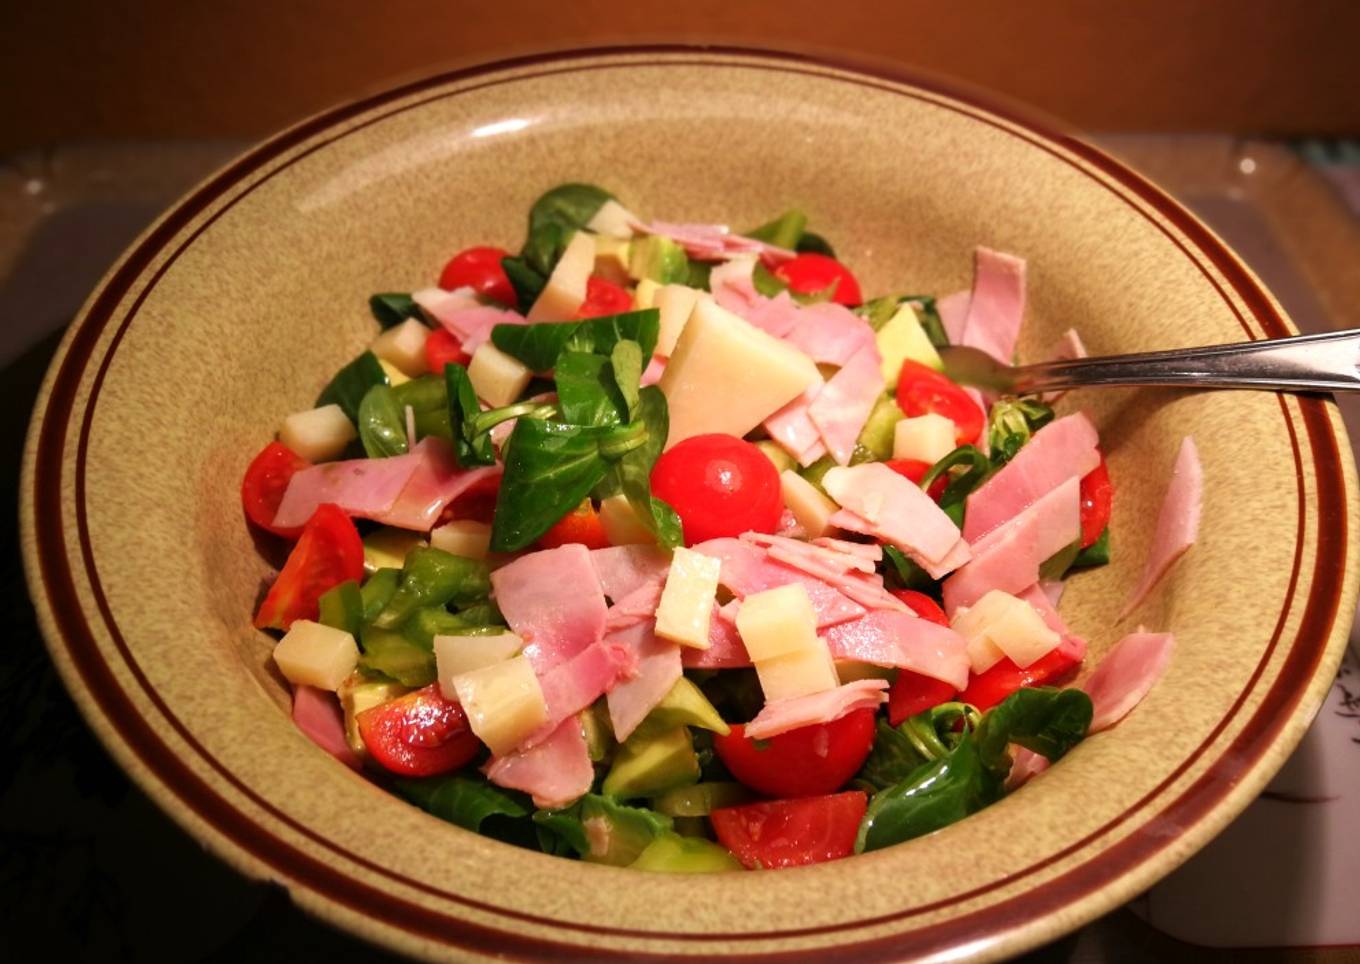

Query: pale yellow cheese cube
left=633, top=277, right=661, bottom=311
left=965, top=632, right=1007, bottom=675
left=278, top=404, right=357, bottom=462
left=976, top=600, right=1060, bottom=669
left=377, top=358, right=410, bottom=386
left=654, top=547, right=722, bottom=649
left=371, top=318, right=430, bottom=378
left=654, top=284, right=702, bottom=356
left=599, top=493, right=655, bottom=546
left=585, top=199, right=639, bottom=239
left=756, top=646, right=841, bottom=702
left=273, top=620, right=360, bottom=691
left=435, top=632, right=524, bottom=695
left=735, top=583, right=820, bottom=662
left=780, top=470, right=838, bottom=538
left=451, top=655, right=549, bottom=756
left=893, top=413, right=958, bottom=465
left=951, top=590, right=1018, bottom=641
left=592, top=236, right=632, bottom=284
left=468, top=342, right=532, bottom=407
left=362, top=528, right=426, bottom=573
left=430, top=519, right=492, bottom=560
left=659, top=296, right=820, bottom=448
left=527, top=231, right=595, bottom=321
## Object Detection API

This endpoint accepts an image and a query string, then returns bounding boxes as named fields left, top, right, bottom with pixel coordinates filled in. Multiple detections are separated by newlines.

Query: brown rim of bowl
left=20, top=45, right=1352, bottom=961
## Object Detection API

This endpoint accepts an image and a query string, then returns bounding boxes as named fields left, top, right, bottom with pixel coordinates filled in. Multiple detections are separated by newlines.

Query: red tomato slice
left=1079, top=454, right=1113, bottom=548
left=887, top=671, right=957, bottom=726
left=713, top=708, right=875, bottom=798
left=895, top=360, right=984, bottom=447
left=710, top=791, right=868, bottom=869
left=438, top=472, right=501, bottom=525
left=883, top=459, right=948, bottom=502
left=650, top=434, right=782, bottom=545
left=438, top=245, right=514, bottom=306
left=241, top=442, right=311, bottom=538
left=357, top=684, right=481, bottom=777
left=575, top=276, right=633, bottom=319
left=537, top=499, right=611, bottom=550
left=772, top=253, right=863, bottom=306
left=254, top=504, right=364, bottom=630
left=889, top=589, right=949, bottom=626
left=424, top=327, right=471, bottom=373
left=957, top=640, right=1084, bottom=712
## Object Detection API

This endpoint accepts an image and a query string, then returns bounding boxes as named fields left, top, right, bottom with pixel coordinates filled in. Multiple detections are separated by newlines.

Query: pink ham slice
left=935, top=290, right=972, bottom=345
left=374, top=439, right=501, bottom=531
left=1122, top=438, right=1202, bottom=618
left=1083, top=631, right=1174, bottom=731
left=822, top=463, right=970, bottom=578
left=590, top=545, right=670, bottom=602
left=959, top=247, right=1026, bottom=364
left=691, top=537, right=865, bottom=628
left=682, top=609, right=753, bottom=668
left=744, top=679, right=889, bottom=740
left=822, top=611, right=971, bottom=691
left=604, top=620, right=683, bottom=742
left=491, top=545, right=608, bottom=673
left=291, top=685, right=361, bottom=771
left=485, top=717, right=593, bottom=809
left=603, top=579, right=665, bottom=631
left=808, top=343, right=885, bottom=466
left=764, top=379, right=829, bottom=466
left=638, top=222, right=795, bottom=265
left=812, top=537, right=882, bottom=562
left=1005, top=745, right=1051, bottom=789
left=641, top=356, right=666, bottom=386
left=782, top=302, right=877, bottom=367
left=962, top=413, right=1101, bottom=543
left=744, top=532, right=877, bottom=575
left=761, top=544, right=905, bottom=613
left=942, top=475, right=1081, bottom=615
left=1017, top=583, right=1073, bottom=638
left=520, top=639, right=637, bottom=751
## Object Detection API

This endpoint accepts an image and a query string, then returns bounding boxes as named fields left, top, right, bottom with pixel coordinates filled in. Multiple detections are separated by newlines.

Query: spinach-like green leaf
left=393, top=774, right=530, bottom=833
left=856, top=704, right=979, bottom=792
left=752, top=262, right=788, bottom=298
left=531, top=794, right=672, bottom=865
left=490, top=309, right=660, bottom=373
left=796, top=231, right=836, bottom=257
left=611, top=340, right=643, bottom=420
left=1073, top=527, right=1111, bottom=568
left=921, top=445, right=993, bottom=518
left=987, top=398, right=1056, bottom=467
left=856, top=738, right=988, bottom=853
left=555, top=351, right=628, bottom=427
left=317, top=580, right=364, bottom=637
left=373, top=547, right=492, bottom=629
left=855, top=295, right=901, bottom=333
left=358, top=625, right=435, bottom=686
left=881, top=545, right=939, bottom=593
left=744, top=209, right=808, bottom=249
left=444, top=363, right=496, bottom=466
left=360, top=568, right=400, bottom=625
left=607, top=386, right=682, bottom=548
left=500, top=255, right=546, bottom=312
left=317, top=350, right=388, bottom=423
left=369, top=292, right=419, bottom=329
left=357, top=383, right=409, bottom=458
left=522, top=222, right=571, bottom=277
left=392, top=375, right=453, bottom=443
left=528, top=183, right=614, bottom=235
left=974, top=686, right=1092, bottom=770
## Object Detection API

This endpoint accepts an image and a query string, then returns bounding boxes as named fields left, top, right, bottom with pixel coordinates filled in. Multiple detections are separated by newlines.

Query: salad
left=244, top=184, right=1196, bottom=872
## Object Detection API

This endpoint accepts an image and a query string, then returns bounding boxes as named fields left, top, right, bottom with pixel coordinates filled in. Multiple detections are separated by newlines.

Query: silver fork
left=939, top=329, right=1360, bottom=395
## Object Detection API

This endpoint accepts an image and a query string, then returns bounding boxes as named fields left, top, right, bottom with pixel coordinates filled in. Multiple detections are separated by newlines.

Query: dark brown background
left=3, top=0, right=1358, bottom=152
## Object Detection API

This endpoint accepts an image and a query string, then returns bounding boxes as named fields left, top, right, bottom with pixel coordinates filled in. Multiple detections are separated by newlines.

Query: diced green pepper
left=317, top=580, right=363, bottom=637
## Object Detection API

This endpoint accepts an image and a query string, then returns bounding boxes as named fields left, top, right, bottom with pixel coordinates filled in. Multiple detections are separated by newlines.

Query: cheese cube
left=893, top=413, right=958, bottom=465
left=965, top=632, right=1007, bottom=675
left=951, top=590, right=1060, bottom=671
left=756, top=646, right=840, bottom=702
left=451, top=655, right=548, bottom=756
left=592, top=236, right=632, bottom=284
left=278, top=404, right=357, bottom=462
left=273, top=620, right=360, bottom=691
left=633, top=277, right=660, bottom=311
left=659, top=296, right=820, bottom=448
left=362, top=528, right=426, bottom=573
left=430, top=519, right=492, bottom=560
left=735, top=584, right=821, bottom=662
left=371, top=318, right=430, bottom=378
left=586, top=199, right=640, bottom=239
left=599, top=493, right=655, bottom=546
left=781, top=470, right=838, bottom=538
left=951, top=590, right=1018, bottom=641
left=654, top=284, right=702, bottom=356
left=377, top=358, right=410, bottom=386
left=468, top=342, right=532, bottom=407
left=527, top=231, right=595, bottom=321
left=435, top=632, right=524, bottom=695
left=654, top=547, right=722, bottom=649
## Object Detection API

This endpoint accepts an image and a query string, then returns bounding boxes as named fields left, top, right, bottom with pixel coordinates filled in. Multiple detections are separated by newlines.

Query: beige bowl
left=20, top=47, right=1358, bottom=961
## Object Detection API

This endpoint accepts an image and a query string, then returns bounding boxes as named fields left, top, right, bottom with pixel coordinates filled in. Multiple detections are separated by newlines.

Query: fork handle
left=1013, top=328, right=1360, bottom=394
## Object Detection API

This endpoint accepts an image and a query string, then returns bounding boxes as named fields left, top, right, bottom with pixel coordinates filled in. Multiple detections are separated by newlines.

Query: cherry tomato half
left=957, top=637, right=1085, bottom=712
left=241, top=441, right=311, bottom=539
left=650, top=434, right=782, bottom=545
left=1079, top=454, right=1113, bottom=548
left=437, top=472, right=501, bottom=525
left=537, top=499, right=610, bottom=550
left=772, top=253, right=863, bottom=306
left=254, top=503, right=364, bottom=630
left=883, top=458, right=948, bottom=502
left=895, top=360, right=985, bottom=447
left=710, top=791, right=868, bottom=869
left=884, top=590, right=957, bottom=724
left=576, top=276, right=633, bottom=319
left=438, top=245, right=515, bottom=306
left=424, top=328, right=471, bottom=374
left=356, top=684, right=481, bottom=777
left=713, top=708, right=876, bottom=798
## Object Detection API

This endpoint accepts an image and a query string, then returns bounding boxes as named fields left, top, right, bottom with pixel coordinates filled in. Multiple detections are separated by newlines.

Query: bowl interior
left=28, top=50, right=1355, bottom=959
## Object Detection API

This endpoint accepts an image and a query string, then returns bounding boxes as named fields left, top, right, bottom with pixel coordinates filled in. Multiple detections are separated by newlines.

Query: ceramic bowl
left=20, top=47, right=1358, bottom=961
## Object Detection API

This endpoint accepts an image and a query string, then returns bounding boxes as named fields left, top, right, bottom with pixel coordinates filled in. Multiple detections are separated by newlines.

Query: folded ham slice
left=822, top=611, right=972, bottom=690
left=603, top=579, right=665, bottom=631
left=604, top=620, right=683, bottom=742
left=484, top=716, right=593, bottom=809
left=681, top=606, right=753, bottom=669
left=811, top=537, right=883, bottom=562
left=743, top=532, right=877, bottom=575
left=374, top=439, right=501, bottom=531
left=808, top=343, right=885, bottom=466
left=590, top=545, right=671, bottom=602
left=743, top=679, right=889, bottom=740
left=491, top=545, right=608, bottom=672
left=1122, top=438, right=1202, bottom=618
left=691, top=537, right=865, bottom=628
left=958, top=247, right=1026, bottom=364
left=415, top=287, right=527, bottom=355
left=526, top=640, right=637, bottom=749
left=935, top=290, right=971, bottom=345
left=963, top=413, right=1101, bottom=543
left=822, top=463, right=970, bottom=578
left=1083, top=631, right=1174, bottom=731
left=291, top=685, right=361, bottom=771
left=782, top=302, right=877, bottom=367
left=942, top=475, right=1081, bottom=615
left=641, top=356, right=666, bottom=386
left=764, top=379, right=829, bottom=466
